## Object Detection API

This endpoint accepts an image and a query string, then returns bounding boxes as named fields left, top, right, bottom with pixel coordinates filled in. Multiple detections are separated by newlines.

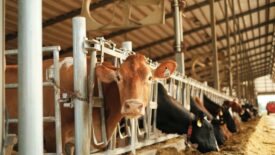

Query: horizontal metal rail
left=8, top=116, right=56, bottom=124
left=5, top=81, right=52, bottom=89
left=91, top=134, right=179, bottom=155
left=85, top=38, right=233, bottom=102
left=5, top=46, right=61, bottom=56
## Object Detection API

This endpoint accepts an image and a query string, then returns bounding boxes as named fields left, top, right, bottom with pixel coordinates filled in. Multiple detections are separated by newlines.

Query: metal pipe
left=53, top=49, right=62, bottom=154
left=209, top=0, right=220, bottom=90
left=73, top=17, right=91, bottom=155
left=5, top=46, right=61, bottom=56
left=225, top=0, right=233, bottom=95
left=231, top=0, right=240, bottom=97
left=88, top=41, right=98, bottom=152
left=172, top=0, right=185, bottom=75
left=18, top=0, right=43, bottom=154
left=0, top=0, right=4, bottom=153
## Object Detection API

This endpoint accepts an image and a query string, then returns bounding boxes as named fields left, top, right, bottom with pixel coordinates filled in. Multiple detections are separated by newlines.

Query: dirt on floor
left=137, top=114, right=275, bottom=155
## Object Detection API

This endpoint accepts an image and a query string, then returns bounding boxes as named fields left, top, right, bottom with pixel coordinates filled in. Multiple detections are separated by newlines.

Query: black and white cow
left=156, top=83, right=219, bottom=153
left=203, top=95, right=237, bottom=133
left=190, top=97, right=226, bottom=145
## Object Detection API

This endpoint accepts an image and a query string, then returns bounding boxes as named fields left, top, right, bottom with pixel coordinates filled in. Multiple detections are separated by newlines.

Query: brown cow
left=5, top=54, right=176, bottom=154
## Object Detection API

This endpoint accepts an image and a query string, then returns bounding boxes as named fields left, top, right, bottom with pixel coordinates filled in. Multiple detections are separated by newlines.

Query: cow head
left=221, top=106, right=237, bottom=133
left=96, top=54, right=176, bottom=118
left=190, top=118, right=219, bottom=153
left=223, top=100, right=243, bottom=114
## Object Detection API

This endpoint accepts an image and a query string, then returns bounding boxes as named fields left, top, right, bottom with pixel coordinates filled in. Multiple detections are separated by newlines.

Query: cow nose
left=121, top=100, right=144, bottom=116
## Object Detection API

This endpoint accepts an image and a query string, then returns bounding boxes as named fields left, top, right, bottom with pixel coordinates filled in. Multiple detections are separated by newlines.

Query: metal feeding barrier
left=4, top=46, right=63, bottom=155
left=71, top=16, right=234, bottom=155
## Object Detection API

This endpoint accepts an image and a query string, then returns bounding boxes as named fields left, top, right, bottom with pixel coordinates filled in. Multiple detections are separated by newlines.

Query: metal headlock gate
left=72, top=17, right=234, bottom=155
left=4, top=46, right=63, bottom=155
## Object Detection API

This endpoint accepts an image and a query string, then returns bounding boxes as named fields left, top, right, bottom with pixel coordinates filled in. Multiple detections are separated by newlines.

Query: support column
left=18, top=0, right=43, bottom=154
left=209, top=0, right=220, bottom=90
left=0, top=0, right=4, bottom=153
left=232, top=0, right=240, bottom=97
left=172, top=0, right=185, bottom=75
left=73, top=17, right=91, bottom=155
left=225, top=0, right=233, bottom=95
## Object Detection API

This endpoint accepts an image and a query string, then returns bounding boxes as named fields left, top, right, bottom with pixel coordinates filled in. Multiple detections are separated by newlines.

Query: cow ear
left=96, top=63, right=117, bottom=83
left=154, top=60, right=177, bottom=78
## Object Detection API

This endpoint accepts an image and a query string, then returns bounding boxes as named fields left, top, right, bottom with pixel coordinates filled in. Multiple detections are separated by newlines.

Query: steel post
left=89, top=44, right=97, bottom=151
left=225, top=0, right=233, bottom=95
left=18, top=0, right=43, bottom=154
left=172, top=0, right=185, bottom=75
left=209, top=0, right=220, bottom=90
left=53, top=50, right=62, bottom=154
left=0, top=0, right=4, bottom=153
left=73, top=17, right=91, bottom=155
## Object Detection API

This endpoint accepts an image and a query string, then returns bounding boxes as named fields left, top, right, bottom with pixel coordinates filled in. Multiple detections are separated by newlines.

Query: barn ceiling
left=4, top=0, right=275, bottom=88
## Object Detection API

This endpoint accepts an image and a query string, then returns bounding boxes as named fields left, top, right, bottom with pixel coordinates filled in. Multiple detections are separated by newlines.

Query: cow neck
left=103, top=81, right=123, bottom=143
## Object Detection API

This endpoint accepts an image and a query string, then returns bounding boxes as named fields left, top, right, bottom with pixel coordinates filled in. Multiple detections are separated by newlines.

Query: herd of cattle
left=4, top=54, right=258, bottom=154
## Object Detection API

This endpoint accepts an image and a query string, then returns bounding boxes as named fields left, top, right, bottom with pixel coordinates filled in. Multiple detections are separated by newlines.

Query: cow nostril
left=138, top=105, right=143, bottom=110
left=125, top=104, right=130, bottom=109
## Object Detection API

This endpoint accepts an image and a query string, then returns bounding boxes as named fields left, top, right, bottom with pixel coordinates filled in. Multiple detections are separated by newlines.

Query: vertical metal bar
left=225, top=0, right=233, bottom=96
left=231, top=0, right=240, bottom=97
left=172, top=0, right=185, bottom=75
left=18, top=0, right=43, bottom=154
left=89, top=46, right=97, bottom=151
left=53, top=50, right=62, bottom=155
left=130, top=119, right=137, bottom=154
left=0, top=0, right=4, bottom=153
left=73, top=17, right=91, bottom=155
left=209, top=0, right=220, bottom=90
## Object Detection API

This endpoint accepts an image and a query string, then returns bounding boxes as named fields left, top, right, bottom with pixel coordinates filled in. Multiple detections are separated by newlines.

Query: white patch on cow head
left=59, top=57, right=74, bottom=69
left=49, top=57, right=74, bottom=70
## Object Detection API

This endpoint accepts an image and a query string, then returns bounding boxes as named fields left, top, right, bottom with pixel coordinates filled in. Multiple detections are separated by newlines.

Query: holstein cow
left=156, top=83, right=219, bottom=153
left=223, top=100, right=243, bottom=132
left=192, top=97, right=226, bottom=145
left=203, top=95, right=237, bottom=139
left=5, top=54, right=176, bottom=154
left=223, top=100, right=252, bottom=122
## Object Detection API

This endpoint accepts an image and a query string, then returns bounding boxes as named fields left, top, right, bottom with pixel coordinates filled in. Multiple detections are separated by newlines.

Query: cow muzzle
left=121, top=99, right=145, bottom=117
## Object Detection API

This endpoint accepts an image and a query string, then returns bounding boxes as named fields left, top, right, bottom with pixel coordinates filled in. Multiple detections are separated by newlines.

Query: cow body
left=156, top=83, right=218, bottom=153
left=191, top=97, right=226, bottom=145
left=5, top=54, right=176, bottom=154
left=203, top=95, right=237, bottom=134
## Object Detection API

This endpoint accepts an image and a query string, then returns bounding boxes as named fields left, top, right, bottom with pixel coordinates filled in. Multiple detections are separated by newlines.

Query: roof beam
left=134, top=2, right=274, bottom=52
left=52, top=0, right=222, bottom=56
left=236, top=61, right=268, bottom=73
left=5, top=0, right=113, bottom=41
left=153, top=19, right=275, bottom=61
left=154, top=33, right=272, bottom=63
left=56, top=1, right=274, bottom=58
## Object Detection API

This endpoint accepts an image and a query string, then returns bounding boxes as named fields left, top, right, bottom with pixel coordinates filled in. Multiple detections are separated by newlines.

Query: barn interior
left=1, top=0, right=275, bottom=155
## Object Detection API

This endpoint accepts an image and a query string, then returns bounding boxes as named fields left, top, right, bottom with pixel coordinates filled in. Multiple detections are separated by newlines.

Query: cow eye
left=148, top=76, right=152, bottom=81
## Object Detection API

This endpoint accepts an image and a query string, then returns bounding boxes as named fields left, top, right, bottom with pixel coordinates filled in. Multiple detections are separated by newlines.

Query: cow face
left=222, top=107, right=237, bottom=133
left=96, top=54, right=176, bottom=118
left=190, top=118, right=219, bottom=153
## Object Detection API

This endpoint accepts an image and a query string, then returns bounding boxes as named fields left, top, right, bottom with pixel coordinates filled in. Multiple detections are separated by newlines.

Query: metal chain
left=50, top=79, right=88, bottom=102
